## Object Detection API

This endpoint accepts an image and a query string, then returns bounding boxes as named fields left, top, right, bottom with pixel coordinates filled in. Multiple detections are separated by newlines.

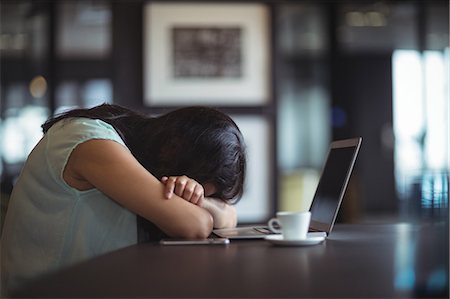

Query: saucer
left=265, top=235, right=325, bottom=246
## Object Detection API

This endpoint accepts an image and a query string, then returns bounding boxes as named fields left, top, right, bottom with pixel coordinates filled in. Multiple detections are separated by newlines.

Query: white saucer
left=265, top=235, right=325, bottom=246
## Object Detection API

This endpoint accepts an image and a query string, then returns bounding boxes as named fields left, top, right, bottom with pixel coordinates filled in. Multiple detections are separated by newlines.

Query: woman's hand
left=160, top=175, right=237, bottom=229
left=161, top=175, right=204, bottom=205
left=200, top=197, right=237, bottom=229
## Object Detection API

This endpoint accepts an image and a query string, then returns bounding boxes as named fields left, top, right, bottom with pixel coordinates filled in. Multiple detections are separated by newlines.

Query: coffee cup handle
left=267, top=218, right=282, bottom=234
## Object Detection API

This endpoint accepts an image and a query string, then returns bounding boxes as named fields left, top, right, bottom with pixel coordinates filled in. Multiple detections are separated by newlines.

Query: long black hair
left=42, top=103, right=246, bottom=203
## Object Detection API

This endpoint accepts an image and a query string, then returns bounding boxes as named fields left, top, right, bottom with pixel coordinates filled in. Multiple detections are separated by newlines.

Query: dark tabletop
left=14, top=222, right=449, bottom=298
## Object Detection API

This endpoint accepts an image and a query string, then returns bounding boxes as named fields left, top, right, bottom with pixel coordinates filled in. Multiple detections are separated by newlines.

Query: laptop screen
left=309, top=139, right=361, bottom=233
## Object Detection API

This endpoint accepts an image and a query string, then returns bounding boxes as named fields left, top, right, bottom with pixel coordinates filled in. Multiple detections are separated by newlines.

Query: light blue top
left=1, top=118, right=137, bottom=295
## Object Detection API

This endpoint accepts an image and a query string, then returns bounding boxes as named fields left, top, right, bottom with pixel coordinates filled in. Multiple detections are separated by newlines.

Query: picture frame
left=143, top=3, right=271, bottom=106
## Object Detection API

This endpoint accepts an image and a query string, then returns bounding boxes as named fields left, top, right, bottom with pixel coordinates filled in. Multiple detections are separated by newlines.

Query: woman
left=1, top=103, right=246, bottom=294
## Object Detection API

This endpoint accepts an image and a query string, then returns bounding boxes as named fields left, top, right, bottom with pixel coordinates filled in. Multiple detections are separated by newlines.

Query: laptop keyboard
left=254, top=227, right=274, bottom=234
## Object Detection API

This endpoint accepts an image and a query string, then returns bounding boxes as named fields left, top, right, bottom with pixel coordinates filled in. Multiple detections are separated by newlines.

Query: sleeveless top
left=1, top=118, right=137, bottom=295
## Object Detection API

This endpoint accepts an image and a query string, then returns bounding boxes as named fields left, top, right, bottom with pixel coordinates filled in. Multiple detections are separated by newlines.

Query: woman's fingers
left=161, top=175, right=204, bottom=205
left=189, top=184, right=204, bottom=205
left=174, top=176, right=188, bottom=197
left=163, top=176, right=178, bottom=199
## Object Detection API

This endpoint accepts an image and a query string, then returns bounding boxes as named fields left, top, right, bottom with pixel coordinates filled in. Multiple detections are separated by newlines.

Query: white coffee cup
left=267, top=211, right=311, bottom=240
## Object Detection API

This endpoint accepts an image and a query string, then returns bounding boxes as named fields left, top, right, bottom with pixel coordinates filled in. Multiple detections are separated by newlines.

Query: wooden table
left=14, top=223, right=449, bottom=298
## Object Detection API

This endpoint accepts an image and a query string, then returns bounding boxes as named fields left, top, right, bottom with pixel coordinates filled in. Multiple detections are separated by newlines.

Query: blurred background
left=1, top=0, right=449, bottom=228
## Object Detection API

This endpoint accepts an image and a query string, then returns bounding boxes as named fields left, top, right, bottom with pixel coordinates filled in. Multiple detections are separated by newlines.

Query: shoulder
left=46, top=117, right=127, bottom=152
left=48, top=117, right=118, bottom=135
left=44, top=117, right=128, bottom=183
left=64, top=138, right=132, bottom=190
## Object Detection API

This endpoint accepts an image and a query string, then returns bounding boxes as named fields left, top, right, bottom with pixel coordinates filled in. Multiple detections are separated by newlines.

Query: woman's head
left=42, top=104, right=246, bottom=204
left=137, top=107, right=246, bottom=204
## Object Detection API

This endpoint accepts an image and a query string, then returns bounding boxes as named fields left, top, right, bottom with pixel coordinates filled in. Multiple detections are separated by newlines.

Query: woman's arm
left=64, top=139, right=213, bottom=239
left=160, top=176, right=237, bottom=229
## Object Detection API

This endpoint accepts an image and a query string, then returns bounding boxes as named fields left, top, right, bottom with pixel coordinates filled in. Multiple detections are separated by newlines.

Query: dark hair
left=42, top=104, right=246, bottom=204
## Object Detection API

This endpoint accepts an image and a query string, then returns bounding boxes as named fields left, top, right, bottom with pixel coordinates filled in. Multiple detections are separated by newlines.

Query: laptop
left=213, top=137, right=362, bottom=239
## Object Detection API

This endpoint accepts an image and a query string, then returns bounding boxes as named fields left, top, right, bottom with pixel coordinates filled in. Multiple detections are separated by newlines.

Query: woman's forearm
left=200, top=198, right=237, bottom=229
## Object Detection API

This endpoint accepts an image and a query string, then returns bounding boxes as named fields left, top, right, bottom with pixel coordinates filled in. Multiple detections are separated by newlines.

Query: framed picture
left=144, top=3, right=271, bottom=106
